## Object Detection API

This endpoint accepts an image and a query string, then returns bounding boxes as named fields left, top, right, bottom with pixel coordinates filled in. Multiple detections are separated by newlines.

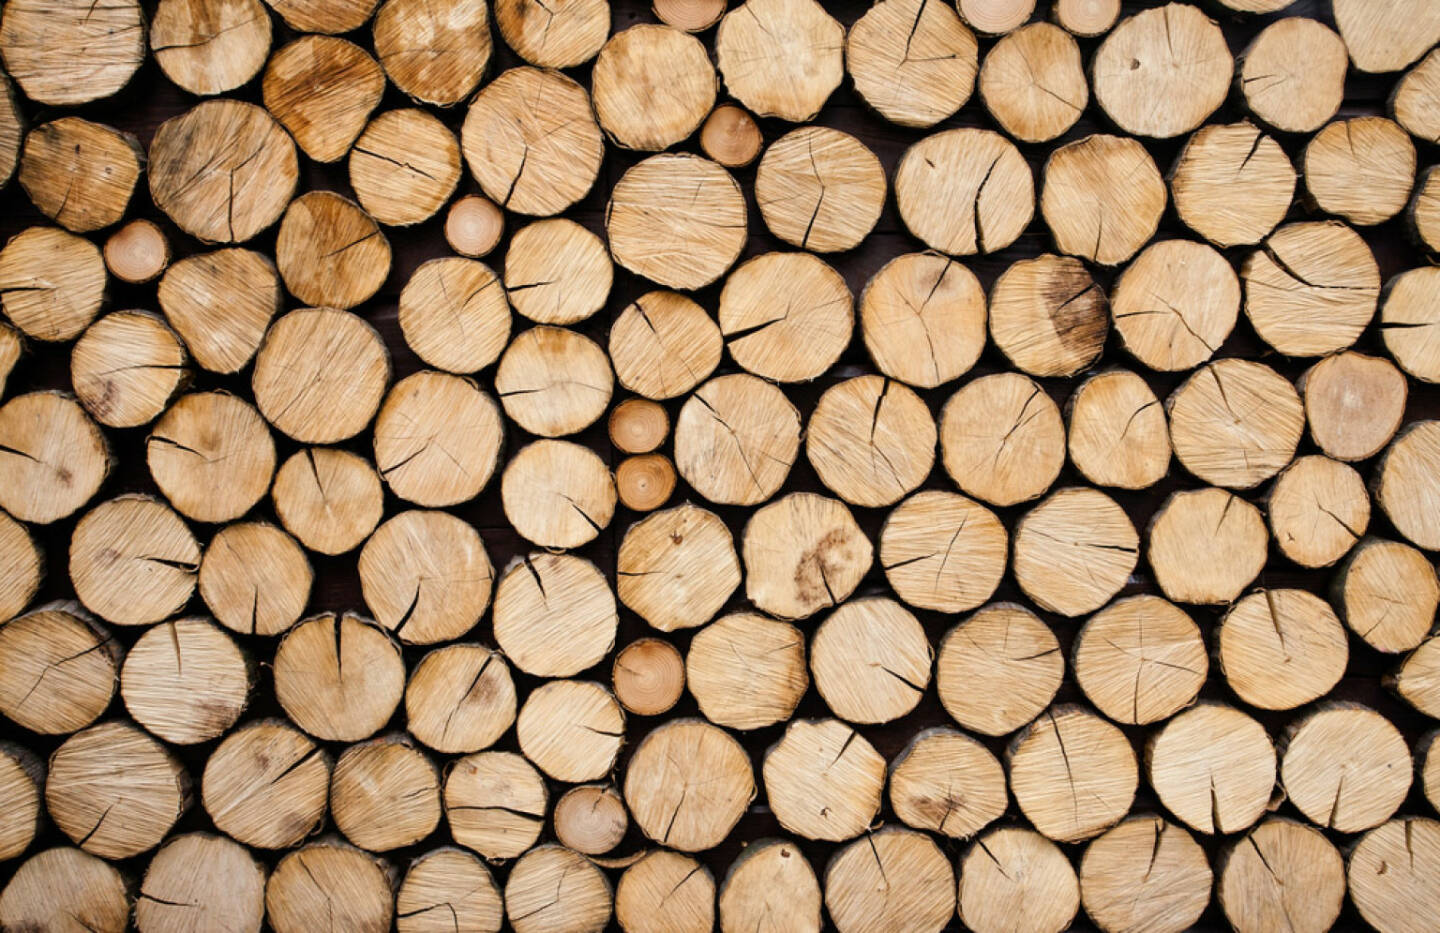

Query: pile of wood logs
left=2, top=0, right=1440, bottom=929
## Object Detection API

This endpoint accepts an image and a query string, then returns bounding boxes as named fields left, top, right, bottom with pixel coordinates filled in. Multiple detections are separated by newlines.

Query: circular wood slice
left=812, top=597, right=931, bottom=724
left=0, top=606, right=119, bottom=734
left=151, top=0, right=271, bottom=96
left=1281, top=704, right=1410, bottom=833
left=253, top=308, right=389, bottom=444
left=593, top=25, right=715, bottom=151
left=807, top=376, right=934, bottom=508
left=1334, top=0, right=1440, bottom=72
left=719, top=839, right=822, bottom=933
left=158, top=248, right=281, bottom=374
left=350, top=109, right=460, bottom=226
left=373, top=0, right=491, bottom=106
left=1393, top=635, right=1440, bottom=718
left=47, top=721, right=187, bottom=859
left=1395, top=49, right=1440, bottom=142
left=493, top=552, right=617, bottom=677
left=199, top=522, right=311, bottom=637
left=148, top=391, right=276, bottom=523
left=19, top=118, right=140, bottom=233
left=0, top=847, right=129, bottom=933
left=1269, top=455, right=1369, bottom=568
left=1009, top=705, right=1137, bottom=843
left=275, top=191, right=391, bottom=309
left=1149, top=487, right=1267, bottom=606
left=1219, top=588, right=1347, bottom=710
left=501, top=439, right=615, bottom=548
left=374, top=371, right=503, bottom=507
left=263, top=0, right=377, bottom=32
left=979, top=23, right=1087, bottom=143
left=940, top=372, right=1064, bottom=507
left=138, top=833, right=266, bottom=933
left=937, top=603, right=1061, bottom=735
left=715, top=0, right=843, bottom=121
left=1302, top=351, right=1407, bottom=461
left=990, top=253, right=1107, bottom=377
left=121, top=617, right=250, bottom=745
left=608, top=153, right=747, bottom=290
left=1147, top=702, right=1276, bottom=835
left=617, top=850, right=713, bottom=933
left=360, top=510, right=492, bottom=644
left=755, top=127, right=885, bottom=252
left=719, top=252, right=852, bottom=381
left=610, top=291, right=723, bottom=399
left=612, top=638, right=685, bottom=716
left=398, top=257, right=510, bottom=374
left=70, top=495, right=198, bottom=626
left=1245, top=219, right=1380, bottom=356
left=860, top=251, right=987, bottom=389
left=625, top=718, right=754, bottom=851
left=1304, top=117, right=1416, bottom=226
left=1067, top=369, right=1169, bottom=489
left=1382, top=266, right=1440, bottom=383
left=1377, top=421, right=1440, bottom=551
left=674, top=373, right=800, bottom=505
left=1170, top=122, right=1295, bottom=248
left=516, top=680, right=623, bottom=782
left=847, top=0, right=977, bottom=128
left=888, top=728, right=1006, bottom=838
left=397, top=848, right=503, bottom=933
left=462, top=67, right=603, bottom=216
left=332, top=735, right=441, bottom=851
left=1014, top=487, right=1138, bottom=617
left=0, top=0, right=144, bottom=105
left=1349, top=818, right=1440, bottom=933
left=0, top=226, right=105, bottom=342
left=506, top=845, right=612, bottom=933
left=273, top=612, right=405, bottom=742
left=1053, top=0, right=1118, bottom=37
left=267, top=842, right=393, bottom=933
left=700, top=104, right=763, bottom=167
left=445, top=751, right=546, bottom=859
left=0, top=392, right=108, bottom=524
left=1219, top=817, right=1345, bottom=933
left=0, top=513, right=40, bottom=624
left=957, top=0, right=1034, bottom=34
left=149, top=100, right=297, bottom=244
left=825, top=827, right=954, bottom=933
left=958, top=827, right=1079, bottom=933
left=496, top=326, right=613, bottom=436
left=1335, top=538, right=1439, bottom=653
left=1111, top=239, right=1239, bottom=371
left=880, top=489, right=1006, bottom=613
left=617, top=503, right=739, bottom=631
left=505, top=218, right=611, bottom=326
left=742, top=492, right=871, bottom=620
left=616, top=454, right=676, bottom=511
left=1074, top=595, right=1207, bottom=725
left=610, top=399, right=668, bottom=454
left=555, top=784, right=628, bottom=856
left=262, top=35, right=385, bottom=163
left=1239, top=18, right=1346, bottom=133
left=0, top=76, right=17, bottom=189
left=764, top=718, right=884, bottom=842
left=1216, top=0, right=1294, bottom=10
left=406, top=644, right=515, bottom=754
left=446, top=195, right=504, bottom=258
left=1092, top=3, right=1231, bottom=138
left=494, top=0, right=609, bottom=68
left=653, top=0, right=723, bottom=30
left=894, top=127, right=1032, bottom=255
left=1042, top=134, right=1165, bottom=264
left=105, top=220, right=169, bottom=285
left=1167, top=358, right=1304, bottom=489
left=71, top=311, right=188, bottom=429
left=1079, top=816, right=1212, bottom=933
left=687, top=611, right=807, bottom=730
left=272, top=447, right=384, bottom=555
left=202, top=719, right=330, bottom=848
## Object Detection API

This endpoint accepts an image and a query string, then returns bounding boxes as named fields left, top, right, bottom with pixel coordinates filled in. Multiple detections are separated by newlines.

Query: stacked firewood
left=1, top=0, right=1440, bottom=929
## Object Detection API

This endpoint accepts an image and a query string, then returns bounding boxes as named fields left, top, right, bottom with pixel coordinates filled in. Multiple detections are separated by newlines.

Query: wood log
left=718, top=839, right=822, bottom=933
left=70, top=496, right=198, bottom=626
left=492, top=552, right=617, bottom=677
left=120, top=617, right=250, bottom=745
left=1218, top=588, right=1347, bottom=710
left=1079, top=816, right=1212, bottom=933
left=373, top=0, right=491, bottom=106
left=846, top=0, right=977, bottom=128
left=936, top=603, right=1062, bottom=736
left=1217, top=817, right=1344, bottom=933
left=1147, top=487, right=1266, bottom=605
left=1008, top=705, right=1137, bottom=843
left=496, top=326, right=613, bottom=436
left=719, top=252, right=852, bottom=381
left=462, top=67, right=603, bottom=216
left=617, top=502, right=739, bottom=631
left=1073, top=595, right=1207, bottom=725
left=1216, top=0, right=1294, bottom=9
left=398, top=257, right=509, bottom=374
left=755, top=127, right=885, bottom=252
left=157, top=248, right=282, bottom=374
left=806, top=375, right=934, bottom=507
left=879, top=489, right=1006, bottom=613
left=0, top=512, right=40, bottom=623
left=609, top=398, right=668, bottom=454
left=553, top=784, right=627, bottom=855
left=0, top=605, right=119, bottom=734
left=625, top=718, right=754, bottom=850
left=887, top=727, right=1006, bottom=838
left=1303, top=117, right=1416, bottom=226
left=824, top=828, right=954, bottom=933
left=262, top=35, right=385, bottom=163
left=505, top=218, right=612, bottom=325
left=47, top=721, right=189, bottom=859
left=18, top=118, right=141, bottom=232
left=954, top=0, right=1033, bottom=35
left=616, top=850, right=713, bottom=933
left=71, top=311, right=188, bottom=429
left=0, top=392, right=109, bottom=524
left=593, top=25, right=715, bottom=151
left=1348, top=818, right=1440, bottom=933
left=617, top=447, right=676, bottom=508
left=445, top=195, right=504, bottom=258
left=859, top=251, right=986, bottom=389
left=501, top=439, right=616, bottom=548
left=699, top=104, right=763, bottom=167
left=957, top=827, right=1079, bottom=933
left=1411, top=166, right=1440, bottom=253
left=742, top=492, right=871, bottom=620
left=151, top=0, right=271, bottom=96
left=493, top=0, right=609, bottom=68
left=396, top=848, right=502, bottom=933
left=1041, top=134, right=1165, bottom=264
left=1423, top=732, right=1440, bottom=816
left=978, top=23, right=1087, bottom=143
left=273, top=448, right=383, bottom=556
left=0, top=74, right=20, bottom=188
left=1238, top=18, right=1346, bottom=134
left=405, top=644, right=515, bottom=754
left=444, top=751, right=546, bottom=859
left=505, top=845, right=612, bottom=933
left=0, top=225, right=106, bottom=342
left=763, top=718, right=884, bottom=842
left=199, top=521, right=312, bottom=637
left=612, top=638, right=685, bottom=716
left=1279, top=703, right=1410, bottom=833
left=609, top=291, right=723, bottom=400
left=1146, top=702, right=1276, bottom=835
left=0, top=323, right=18, bottom=398
left=1052, top=0, right=1117, bottom=36
left=148, top=391, right=276, bottom=524
left=266, top=841, right=394, bottom=933
left=275, top=191, right=391, bottom=309
left=938, top=372, right=1064, bottom=507
left=1111, top=240, right=1238, bottom=370
left=1334, top=537, right=1439, bottom=653
left=1066, top=369, right=1169, bottom=489
left=989, top=253, right=1107, bottom=377
left=1376, top=421, right=1440, bottom=551
left=0, top=744, right=42, bottom=862
left=1243, top=221, right=1379, bottom=357
left=1167, top=358, right=1303, bottom=489
left=0, top=847, right=129, bottom=933
left=359, top=510, right=493, bottom=644
left=148, top=100, right=297, bottom=244
left=0, top=0, right=144, bottom=105
left=137, top=833, right=266, bottom=933
left=1301, top=351, right=1407, bottom=461
left=272, top=612, right=405, bottom=742
left=686, top=611, right=807, bottom=730
left=1092, top=4, right=1231, bottom=138
left=608, top=153, right=746, bottom=290
left=331, top=734, right=442, bottom=851
left=1268, top=455, right=1368, bottom=568
left=516, top=679, right=624, bottom=782
left=1170, top=123, right=1295, bottom=249
left=674, top=373, right=801, bottom=505
left=201, top=719, right=330, bottom=848
left=374, top=371, right=503, bottom=507
left=1381, top=266, right=1440, bottom=383
left=1333, top=0, right=1440, bottom=73
left=350, top=109, right=460, bottom=226
left=653, top=0, right=724, bottom=31
left=811, top=597, right=930, bottom=724
left=263, top=0, right=377, bottom=32
left=1393, top=48, right=1440, bottom=142
left=714, top=0, right=843, bottom=121
left=1013, top=487, right=1138, bottom=617
left=894, top=127, right=1032, bottom=255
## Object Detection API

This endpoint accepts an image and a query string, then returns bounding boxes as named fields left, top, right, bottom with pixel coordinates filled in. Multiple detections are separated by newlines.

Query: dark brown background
left=1, top=0, right=1437, bottom=929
